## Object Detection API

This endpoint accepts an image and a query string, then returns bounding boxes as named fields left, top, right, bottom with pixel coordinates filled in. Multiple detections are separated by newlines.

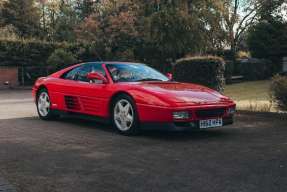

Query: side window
left=76, top=64, right=92, bottom=82
left=62, top=66, right=82, bottom=80
left=62, top=65, right=91, bottom=82
left=62, top=63, right=106, bottom=83
left=91, top=64, right=106, bottom=76
left=89, top=63, right=107, bottom=84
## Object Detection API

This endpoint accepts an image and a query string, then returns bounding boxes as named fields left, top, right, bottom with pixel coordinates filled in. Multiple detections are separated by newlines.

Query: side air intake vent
left=64, top=96, right=81, bottom=110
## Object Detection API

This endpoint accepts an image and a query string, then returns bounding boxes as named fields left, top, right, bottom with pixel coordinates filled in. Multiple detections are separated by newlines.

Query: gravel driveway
left=0, top=90, right=286, bottom=192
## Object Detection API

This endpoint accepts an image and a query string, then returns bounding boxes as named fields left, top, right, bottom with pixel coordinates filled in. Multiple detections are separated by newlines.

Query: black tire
left=111, top=94, right=140, bottom=135
left=36, top=88, right=58, bottom=120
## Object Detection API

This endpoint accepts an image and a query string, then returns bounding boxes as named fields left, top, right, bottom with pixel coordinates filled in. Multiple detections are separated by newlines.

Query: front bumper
left=137, top=102, right=236, bottom=123
left=140, top=116, right=234, bottom=131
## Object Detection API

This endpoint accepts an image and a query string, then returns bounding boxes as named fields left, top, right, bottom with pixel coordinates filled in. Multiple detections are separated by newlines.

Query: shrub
left=224, top=60, right=234, bottom=80
left=271, top=75, right=287, bottom=111
left=237, top=58, right=273, bottom=80
left=47, top=48, right=77, bottom=71
left=236, top=51, right=250, bottom=59
left=174, top=56, right=225, bottom=92
left=206, top=49, right=233, bottom=61
left=0, top=25, right=19, bottom=40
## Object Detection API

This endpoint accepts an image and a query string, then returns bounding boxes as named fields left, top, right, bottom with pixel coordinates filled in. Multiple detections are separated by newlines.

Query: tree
left=75, top=0, right=234, bottom=68
left=221, top=0, right=258, bottom=61
left=222, top=0, right=286, bottom=61
left=142, top=7, right=199, bottom=65
left=76, top=0, right=141, bottom=60
left=188, top=0, right=229, bottom=51
left=37, top=0, right=79, bottom=42
left=247, top=18, right=287, bottom=72
left=257, top=0, right=286, bottom=21
left=1, top=0, right=41, bottom=38
left=53, top=0, right=78, bottom=42
left=75, top=0, right=97, bottom=20
left=44, top=0, right=59, bottom=40
left=0, top=1, right=4, bottom=27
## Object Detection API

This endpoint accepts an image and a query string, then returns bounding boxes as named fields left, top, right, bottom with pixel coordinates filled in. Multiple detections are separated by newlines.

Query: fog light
left=227, top=107, right=236, bottom=115
left=173, top=111, right=190, bottom=120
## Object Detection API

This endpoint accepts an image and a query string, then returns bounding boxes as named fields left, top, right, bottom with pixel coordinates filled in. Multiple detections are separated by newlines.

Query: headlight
left=173, top=111, right=190, bottom=120
left=227, top=107, right=236, bottom=115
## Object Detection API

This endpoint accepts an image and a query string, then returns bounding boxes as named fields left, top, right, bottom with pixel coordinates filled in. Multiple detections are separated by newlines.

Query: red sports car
left=32, top=62, right=236, bottom=135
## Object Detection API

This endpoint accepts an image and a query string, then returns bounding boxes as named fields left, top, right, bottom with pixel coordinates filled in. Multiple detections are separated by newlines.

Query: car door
left=55, top=63, right=110, bottom=117
left=76, top=63, right=110, bottom=116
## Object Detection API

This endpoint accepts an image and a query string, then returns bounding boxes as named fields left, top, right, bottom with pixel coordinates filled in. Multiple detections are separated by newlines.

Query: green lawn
left=224, top=80, right=275, bottom=112
left=224, top=80, right=271, bottom=101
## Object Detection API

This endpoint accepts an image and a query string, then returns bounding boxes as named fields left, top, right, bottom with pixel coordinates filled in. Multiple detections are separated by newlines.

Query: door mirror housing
left=166, top=73, right=173, bottom=81
left=87, top=72, right=108, bottom=84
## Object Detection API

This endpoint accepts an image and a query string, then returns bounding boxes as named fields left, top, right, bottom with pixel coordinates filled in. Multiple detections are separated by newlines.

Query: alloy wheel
left=37, top=92, right=51, bottom=117
left=114, top=99, right=134, bottom=131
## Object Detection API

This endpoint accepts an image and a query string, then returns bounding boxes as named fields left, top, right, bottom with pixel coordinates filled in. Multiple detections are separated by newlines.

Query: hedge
left=0, top=39, right=107, bottom=85
left=0, top=39, right=59, bottom=67
left=174, top=56, right=225, bottom=92
left=271, top=75, right=287, bottom=111
left=47, top=48, right=77, bottom=71
left=0, top=39, right=174, bottom=85
left=237, top=58, right=273, bottom=81
left=206, top=49, right=233, bottom=61
left=0, top=39, right=105, bottom=67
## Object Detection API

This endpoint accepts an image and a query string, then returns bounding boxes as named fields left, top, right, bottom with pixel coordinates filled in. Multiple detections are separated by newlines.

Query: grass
left=224, top=80, right=271, bottom=101
left=224, top=80, right=275, bottom=112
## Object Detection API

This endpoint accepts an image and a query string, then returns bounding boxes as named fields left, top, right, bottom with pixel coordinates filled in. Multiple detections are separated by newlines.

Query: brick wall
left=0, top=66, right=18, bottom=88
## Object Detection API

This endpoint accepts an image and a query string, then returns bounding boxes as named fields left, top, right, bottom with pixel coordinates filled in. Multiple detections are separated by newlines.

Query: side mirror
left=166, top=73, right=173, bottom=81
left=87, top=72, right=108, bottom=84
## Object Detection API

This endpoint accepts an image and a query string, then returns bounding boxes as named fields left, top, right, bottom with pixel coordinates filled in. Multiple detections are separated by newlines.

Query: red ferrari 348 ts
left=33, top=62, right=236, bottom=135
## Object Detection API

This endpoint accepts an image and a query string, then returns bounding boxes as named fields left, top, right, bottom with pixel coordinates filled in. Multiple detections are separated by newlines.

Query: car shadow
left=139, top=129, right=231, bottom=141
left=59, top=116, right=116, bottom=134
left=0, top=116, right=233, bottom=141
left=57, top=115, right=232, bottom=141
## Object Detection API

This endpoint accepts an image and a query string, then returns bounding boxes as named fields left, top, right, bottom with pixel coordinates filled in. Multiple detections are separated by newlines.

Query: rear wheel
left=112, top=94, right=139, bottom=135
left=36, top=89, right=58, bottom=120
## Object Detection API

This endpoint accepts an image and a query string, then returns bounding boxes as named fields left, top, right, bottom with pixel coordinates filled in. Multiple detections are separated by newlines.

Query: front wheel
left=36, top=89, right=58, bottom=120
left=112, top=95, right=139, bottom=135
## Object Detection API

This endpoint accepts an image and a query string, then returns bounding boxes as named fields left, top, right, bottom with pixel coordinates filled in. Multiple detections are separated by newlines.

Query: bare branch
left=235, top=12, right=258, bottom=42
left=236, top=8, right=256, bottom=32
left=231, top=0, right=239, bottom=27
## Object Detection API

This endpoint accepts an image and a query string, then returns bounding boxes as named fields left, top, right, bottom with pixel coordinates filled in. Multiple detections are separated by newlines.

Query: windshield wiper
left=136, top=78, right=163, bottom=82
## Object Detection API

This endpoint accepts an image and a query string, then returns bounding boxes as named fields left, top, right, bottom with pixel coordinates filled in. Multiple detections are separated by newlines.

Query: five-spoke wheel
left=36, top=89, right=57, bottom=120
left=112, top=95, right=139, bottom=135
left=38, top=92, right=50, bottom=117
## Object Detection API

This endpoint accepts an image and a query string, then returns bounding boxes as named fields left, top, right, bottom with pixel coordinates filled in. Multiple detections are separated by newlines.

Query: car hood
left=134, top=81, right=232, bottom=105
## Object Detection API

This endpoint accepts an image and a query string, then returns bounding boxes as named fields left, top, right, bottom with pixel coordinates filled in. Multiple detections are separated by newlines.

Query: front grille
left=196, top=108, right=225, bottom=118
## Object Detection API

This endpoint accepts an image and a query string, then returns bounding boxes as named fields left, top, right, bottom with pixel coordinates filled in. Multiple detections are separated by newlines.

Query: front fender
left=124, top=89, right=174, bottom=122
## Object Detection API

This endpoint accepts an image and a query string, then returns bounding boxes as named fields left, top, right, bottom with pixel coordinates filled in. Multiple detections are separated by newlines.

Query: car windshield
left=106, top=63, right=169, bottom=82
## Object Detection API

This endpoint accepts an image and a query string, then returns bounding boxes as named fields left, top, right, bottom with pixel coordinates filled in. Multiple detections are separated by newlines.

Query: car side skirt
left=52, top=110, right=110, bottom=124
